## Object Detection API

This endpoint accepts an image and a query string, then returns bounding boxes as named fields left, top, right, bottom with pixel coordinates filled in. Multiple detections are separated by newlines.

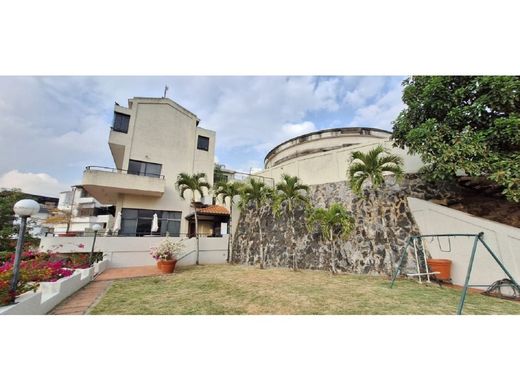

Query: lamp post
left=9, top=199, right=40, bottom=302
left=89, top=224, right=102, bottom=266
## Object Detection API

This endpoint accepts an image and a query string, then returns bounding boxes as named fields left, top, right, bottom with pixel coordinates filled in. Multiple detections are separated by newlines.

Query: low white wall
left=257, top=141, right=423, bottom=186
left=0, top=259, right=110, bottom=315
left=39, top=236, right=229, bottom=268
left=408, top=197, right=520, bottom=289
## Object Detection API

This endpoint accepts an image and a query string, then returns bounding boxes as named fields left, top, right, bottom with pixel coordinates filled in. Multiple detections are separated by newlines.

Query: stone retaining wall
left=231, top=175, right=456, bottom=274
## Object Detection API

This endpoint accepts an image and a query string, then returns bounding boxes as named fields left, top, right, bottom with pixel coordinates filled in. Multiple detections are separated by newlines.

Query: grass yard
left=90, top=265, right=520, bottom=315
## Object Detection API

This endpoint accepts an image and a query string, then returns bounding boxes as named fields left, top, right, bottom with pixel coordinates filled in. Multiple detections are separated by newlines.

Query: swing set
left=390, top=232, right=520, bottom=315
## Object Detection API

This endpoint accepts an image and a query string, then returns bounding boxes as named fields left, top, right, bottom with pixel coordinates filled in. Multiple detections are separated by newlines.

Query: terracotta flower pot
left=427, top=258, right=452, bottom=280
left=158, top=259, right=177, bottom=274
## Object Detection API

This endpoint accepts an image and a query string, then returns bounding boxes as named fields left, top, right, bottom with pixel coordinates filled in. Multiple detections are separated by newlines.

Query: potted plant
left=150, top=237, right=185, bottom=274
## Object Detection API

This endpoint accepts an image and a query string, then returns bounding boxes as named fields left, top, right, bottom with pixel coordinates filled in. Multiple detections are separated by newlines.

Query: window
left=120, top=208, right=182, bottom=237
left=197, top=135, right=210, bottom=151
left=112, top=112, right=130, bottom=133
left=127, top=160, right=162, bottom=178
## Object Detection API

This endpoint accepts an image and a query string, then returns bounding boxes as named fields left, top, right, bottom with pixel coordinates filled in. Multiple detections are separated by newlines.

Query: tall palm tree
left=176, top=172, right=211, bottom=265
left=214, top=181, right=243, bottom=262
left=348, top=145, right=404, bottom=195
left=239, top=178, right=271, bottom=268
left=274, top=174, right=309, bottom=271
left=306, top=203, right=355, bottom=274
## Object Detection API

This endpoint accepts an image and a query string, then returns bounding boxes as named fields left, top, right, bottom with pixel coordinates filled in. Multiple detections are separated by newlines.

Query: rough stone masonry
left=231, top=175, right=457, bottom=275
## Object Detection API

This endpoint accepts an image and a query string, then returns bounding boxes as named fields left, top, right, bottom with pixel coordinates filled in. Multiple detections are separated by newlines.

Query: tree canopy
left=392, top=76, right=520, bottom=202
left=0, top=189, right=37, bottom=251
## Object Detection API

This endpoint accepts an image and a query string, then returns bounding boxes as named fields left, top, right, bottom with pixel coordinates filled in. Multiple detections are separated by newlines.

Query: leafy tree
left=0, top=189, right=35, bottom=251
left=214, top=181, right=243, bottom=262
left=392, top=76, right=520, bottom=202
left=273, top=174, right=309, bottom=271
left=176, top=173, right=211, bottom=265
left=239, top=179, right=272, bottom=268
left=306, top=203, right=355, bottom=274
left=347, top=145, right=404, bottom=195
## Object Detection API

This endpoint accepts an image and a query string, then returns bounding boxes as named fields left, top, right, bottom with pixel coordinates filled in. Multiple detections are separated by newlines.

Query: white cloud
left=200, top=76, right=342, bottom=150
left=0, top=76, right=404, bottom=186
left=281, top=121, right=316, bottom=136
left=0, top=170, right=69, bottom=197
left=343, top=76, right=388, bottom=108
left=348, top=80, right=405, bottom=130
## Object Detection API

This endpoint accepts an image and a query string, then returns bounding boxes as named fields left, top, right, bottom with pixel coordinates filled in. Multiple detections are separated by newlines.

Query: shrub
left=0, top=256, right=75, bottom=306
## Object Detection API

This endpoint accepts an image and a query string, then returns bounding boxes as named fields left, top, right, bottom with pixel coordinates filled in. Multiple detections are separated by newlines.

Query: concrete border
left=0, top=259, right=110, bottom=315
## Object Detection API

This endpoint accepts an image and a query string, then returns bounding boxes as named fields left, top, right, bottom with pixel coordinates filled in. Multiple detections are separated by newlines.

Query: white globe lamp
left=13, top=199, right=40, bottom=217
left=89, top=224, right=103, bottom=266
left=9, top=199, right=41, bottom=301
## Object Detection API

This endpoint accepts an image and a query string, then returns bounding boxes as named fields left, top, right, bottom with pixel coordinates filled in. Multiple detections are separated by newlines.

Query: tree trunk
left=257, top=215, right=264, bottom=269
left=329, top=228, right=337, bottom=274
left=193, top=201, right=200, bottom=265
left=227, top=213, right=232, bottom=263
left=291, top=213, right=298, bottom=271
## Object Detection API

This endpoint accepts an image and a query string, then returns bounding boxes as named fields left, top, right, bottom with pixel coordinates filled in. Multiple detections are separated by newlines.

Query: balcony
left=108, top=130, right=127, bottom=170
left=82, top=166, right=165, bottom=204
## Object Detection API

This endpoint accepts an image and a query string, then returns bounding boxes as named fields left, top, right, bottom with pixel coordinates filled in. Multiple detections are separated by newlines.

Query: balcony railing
left=84, top=166, right=165, bottom=179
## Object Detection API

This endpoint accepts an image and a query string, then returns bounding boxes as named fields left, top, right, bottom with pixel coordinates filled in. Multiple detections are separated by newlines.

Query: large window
left=197, top=135, right=210, bottom=151
left=127, top=160, right=162, bottom=178
left=112, top=112, right=130, bottom=133
left=120, top=209, right=182, bottom=237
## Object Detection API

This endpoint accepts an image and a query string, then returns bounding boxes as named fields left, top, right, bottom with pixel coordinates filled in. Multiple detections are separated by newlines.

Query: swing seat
left=406, top=271, right=440, bottom=277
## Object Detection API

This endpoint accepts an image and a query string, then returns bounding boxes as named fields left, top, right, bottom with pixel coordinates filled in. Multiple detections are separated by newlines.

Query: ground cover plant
left=90, top=265, right=520, bottom=315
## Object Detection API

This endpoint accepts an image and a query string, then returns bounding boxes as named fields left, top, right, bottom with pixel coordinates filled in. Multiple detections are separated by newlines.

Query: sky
left=0, top=76, right=406, bottom=197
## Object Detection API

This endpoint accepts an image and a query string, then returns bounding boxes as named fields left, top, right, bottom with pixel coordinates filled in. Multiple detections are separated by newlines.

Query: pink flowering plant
left=0, top=256, right=75, bottom=305
left=150, top=237, right=184, bottom=261
left=0, top=248, right=102, bottom=306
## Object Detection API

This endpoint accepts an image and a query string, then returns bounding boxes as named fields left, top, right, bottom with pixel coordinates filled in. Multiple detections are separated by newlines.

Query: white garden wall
left=408, top=197, right=520, bottom=289
left=39, top=236, right=229, bottom=268
left=0, top=259, right=109, bottom=315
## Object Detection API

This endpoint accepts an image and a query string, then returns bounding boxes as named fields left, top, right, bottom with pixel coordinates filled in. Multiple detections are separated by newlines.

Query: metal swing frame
left=390, top=232, right=520, bottom=315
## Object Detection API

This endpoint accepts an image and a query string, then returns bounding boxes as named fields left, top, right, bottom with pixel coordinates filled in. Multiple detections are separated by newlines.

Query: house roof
left=196, top=205, right=230, bottom=216
left=185, top=204, right=230, bottom=220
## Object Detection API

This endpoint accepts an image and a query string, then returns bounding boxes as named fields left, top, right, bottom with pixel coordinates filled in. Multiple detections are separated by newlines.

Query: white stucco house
left=80, top=96, right=228, bottom=238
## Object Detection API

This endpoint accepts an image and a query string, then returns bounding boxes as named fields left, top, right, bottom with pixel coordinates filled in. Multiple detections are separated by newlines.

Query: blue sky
left=0, top=76, right=406, bottom=196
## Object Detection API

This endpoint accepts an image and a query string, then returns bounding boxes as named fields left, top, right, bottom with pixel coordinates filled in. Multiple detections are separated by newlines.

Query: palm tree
left=239, top=178, right=271, bottom=268
left=176, top=172, right=211, bottom=265
left=274, top=174, right=309, bottom=271
left=348, top=145, right=404, bottom=195
left=306, top=203, right=355, bottom=274
left=214, top=181, right=243, bottom=262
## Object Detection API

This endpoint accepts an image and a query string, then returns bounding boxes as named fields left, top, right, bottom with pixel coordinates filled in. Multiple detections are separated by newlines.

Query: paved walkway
left=50, top=266, right=163, bottom=315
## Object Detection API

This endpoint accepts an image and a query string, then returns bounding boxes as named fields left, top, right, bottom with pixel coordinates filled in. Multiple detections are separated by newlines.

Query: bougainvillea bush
left=0, top=258, right=74, bottom=305
left=0, top=250, right=102, bottom=306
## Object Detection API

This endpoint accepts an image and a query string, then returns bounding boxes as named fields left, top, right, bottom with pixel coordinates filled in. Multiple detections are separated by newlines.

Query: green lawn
left=90, top=264, right=520, bottom=315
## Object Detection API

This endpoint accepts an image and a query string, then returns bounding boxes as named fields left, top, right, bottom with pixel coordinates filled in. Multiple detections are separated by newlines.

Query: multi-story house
left=50, top=186, right=114, bottom=235
left=81, top=97, right=226, bottom=237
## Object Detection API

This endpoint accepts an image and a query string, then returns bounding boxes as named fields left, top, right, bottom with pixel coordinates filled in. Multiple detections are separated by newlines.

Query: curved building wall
left=264, top=127, right=391, bottom=168
left=257, top=127, right=423, bottom=186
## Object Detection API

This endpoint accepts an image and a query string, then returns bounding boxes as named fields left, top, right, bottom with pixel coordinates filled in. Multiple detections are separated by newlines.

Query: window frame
left=127, top=159, right=163, bottom=178
left=120, top=208, right=182, bottom=237
left=112, top=112, right=130, bottom=133
left=197, top=135, right=210, bottom=151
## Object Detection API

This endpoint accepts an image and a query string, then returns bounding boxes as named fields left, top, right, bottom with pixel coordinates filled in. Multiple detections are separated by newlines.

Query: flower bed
left=0, top=250, right=103, bottom=306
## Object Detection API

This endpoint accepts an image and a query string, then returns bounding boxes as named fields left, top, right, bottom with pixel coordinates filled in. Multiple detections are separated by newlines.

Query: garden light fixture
left=89, top=224, right=102, bottom=266
left=10, top=199, right=40, bottom=302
